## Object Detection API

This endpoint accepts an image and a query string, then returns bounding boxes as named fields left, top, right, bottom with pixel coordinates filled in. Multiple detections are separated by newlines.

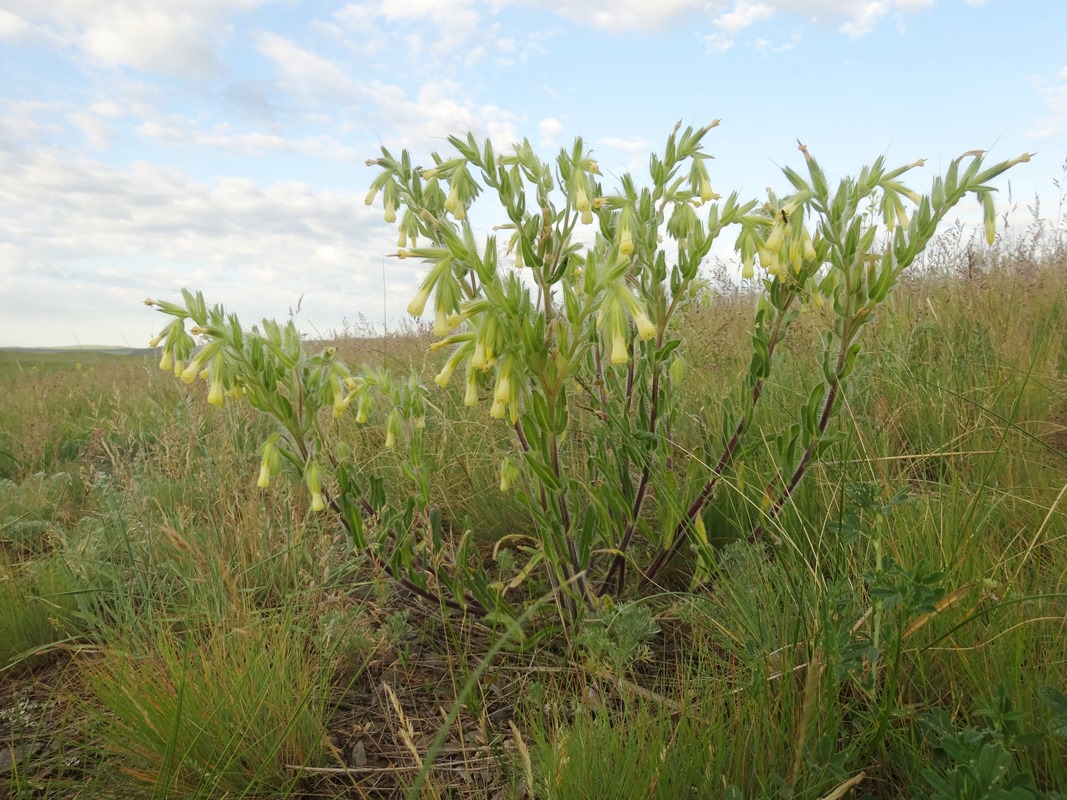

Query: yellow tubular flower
left=332, top=385, right=349, bottom=419
left=180, top=358, right=201, bottom=384
left=159, top=349, right=173, bottom=372
left=434, top=346, right=466, bottom=388
left=433, top=305, right=450, bottom=337
left=407, top=283, right=431, bottom=318
left=742, top=249, right=755, bottom=280
left=757, top=244, right=775, bottom=270
left=208, top=378, right=224, bottom=408
left=629, top=302, right=656, bottom=341
left=610, top=320, right=629, bottom=365
left=464, top=366, right=479, bottom=406
left=471, top=338, right=487, bottom=370
left=173, top=358, right=184, bottom=377
left=257, top=441, right=276, bottom=489
left=493, top=372, right=511, bottom=403
left=765, top=220, right=788, bottom=253
left=575, top=180, right=590, bottom=214
left=490, top=399, right=506, bottom=418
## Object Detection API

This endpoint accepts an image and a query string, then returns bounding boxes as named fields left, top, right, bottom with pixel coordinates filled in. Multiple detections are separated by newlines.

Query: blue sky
left=1, top=0, right=1063, bottom=347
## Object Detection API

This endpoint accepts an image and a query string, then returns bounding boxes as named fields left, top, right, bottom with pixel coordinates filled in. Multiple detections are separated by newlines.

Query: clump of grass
left=83, top=607, right=333, bottom=798
left=529, top=705, right=727, bottom=800
left=0, top=553, right=83, bottom=671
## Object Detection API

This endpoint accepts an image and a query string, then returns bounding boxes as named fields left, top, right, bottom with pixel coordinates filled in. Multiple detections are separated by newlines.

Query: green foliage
left=84, top=609, right=332, bottom=797
left=918, top=687, right=1064, bottom=800
left=147, top=125, right=1031, bottom=634
left=576, top=600, right=660, bottom=676
left=0, top=553, right=82, bottom=670
left=529, top=706, right=725, bottom=800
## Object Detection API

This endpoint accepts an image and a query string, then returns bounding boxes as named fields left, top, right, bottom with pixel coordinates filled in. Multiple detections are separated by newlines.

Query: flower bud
left=499, top=456, right=520, bottom=492
left=982, top=191, right=997, bottom=246
left=384, top=408, right=402, bottom=448
left=669, top=353, right=687, bottom=388
left=305, top=460, right=326, bottom=512
left=618, top=206, right=634, bottom=256
left=355, top=393, right=372, bottom=424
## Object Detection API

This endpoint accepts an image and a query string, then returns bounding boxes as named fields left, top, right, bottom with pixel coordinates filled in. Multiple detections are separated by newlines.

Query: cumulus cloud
left=1, top=1, right=281, bottom=79
left=0, top=142, right=413, bottom=347
left=255, top=34, right=522, bottom=151
left=539, top=117, right=565, bottom=144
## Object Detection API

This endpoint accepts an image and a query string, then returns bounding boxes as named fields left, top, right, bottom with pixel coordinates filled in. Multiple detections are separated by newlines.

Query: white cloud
left=525, top=0, right=934, bottom=38
left=2, top=1, right=280, bottom=79
left=1027, top=66, right=1067, bottom=141
left=255, top=32, right=362, bottom=104
left=715, top=1, right=775, bottom=34
left=597, top=135, right=652, bottom=154
left=254, top=35, right=522, bottom=151
left=704, top=32, right=736, bottom=52
left=0, top=143, right=412, bottom=347
left=135, top=115, right=365, bottom=162
left=539, top=117, right=564, bottom=144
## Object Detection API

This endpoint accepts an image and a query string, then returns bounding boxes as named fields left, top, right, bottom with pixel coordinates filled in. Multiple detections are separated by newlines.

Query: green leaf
left=1039, top=686, right=1067, bottom=714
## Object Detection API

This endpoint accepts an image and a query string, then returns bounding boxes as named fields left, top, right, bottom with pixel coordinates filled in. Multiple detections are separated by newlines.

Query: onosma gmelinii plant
left=148, top=122, right=1029, bottom=628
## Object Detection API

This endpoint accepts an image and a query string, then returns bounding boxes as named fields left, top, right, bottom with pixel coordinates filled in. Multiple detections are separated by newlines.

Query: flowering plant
left=149, top=122, right=1028, bottom=627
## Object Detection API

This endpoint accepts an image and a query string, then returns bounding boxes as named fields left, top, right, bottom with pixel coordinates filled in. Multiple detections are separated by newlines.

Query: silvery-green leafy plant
left=148, top=122, right=1029, bottom=628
